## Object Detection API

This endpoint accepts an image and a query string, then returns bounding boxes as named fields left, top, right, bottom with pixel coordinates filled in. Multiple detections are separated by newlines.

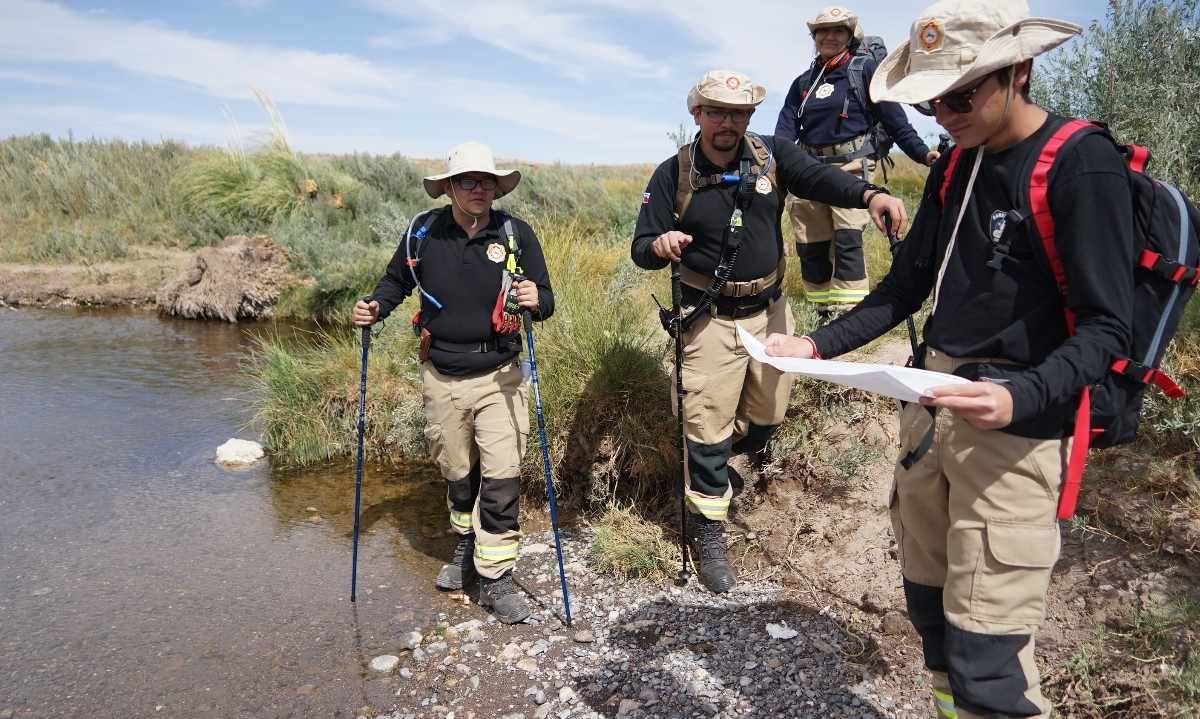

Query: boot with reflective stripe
left=478, top=571, right=531, bottom=624
left=689, top=514, right=736, bottom=593
left=435, top=533, right=476, bottom=591
left=933, top=688, right=957, bottom=718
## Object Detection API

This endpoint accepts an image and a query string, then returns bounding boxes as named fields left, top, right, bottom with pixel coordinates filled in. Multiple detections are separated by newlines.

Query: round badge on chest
left=486, top=242, right=507, bottom=264
left=815, top=83, right=835, bottom=100
left=755, top=176, right=772, bottom=195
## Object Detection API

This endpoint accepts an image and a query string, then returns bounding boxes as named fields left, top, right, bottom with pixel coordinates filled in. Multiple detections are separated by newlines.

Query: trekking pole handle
left=360, top=296, right=374, bottom=352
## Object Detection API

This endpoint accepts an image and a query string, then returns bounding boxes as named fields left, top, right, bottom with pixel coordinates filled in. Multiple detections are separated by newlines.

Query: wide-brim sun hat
left=686, top=70, right=767, bottom=113
left=422, top=141, right=521, bottom=199
left=870, top=0, right=1080, bottom=105
left=807, top=6, right=864, bottom=42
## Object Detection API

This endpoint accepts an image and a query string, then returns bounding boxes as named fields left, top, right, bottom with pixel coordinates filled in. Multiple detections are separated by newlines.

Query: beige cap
left=870, top=0, right=1079, bottom=105
left=807, top=6, right=864, bottom=42
left=422, top=141, right=521, bottom=199
left=686, top=70, right=767, bottom=113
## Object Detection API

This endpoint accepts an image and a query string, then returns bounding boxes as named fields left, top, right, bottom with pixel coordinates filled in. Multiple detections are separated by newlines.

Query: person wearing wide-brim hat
left=776, top=6, right=937, bottom=322
left=633, top=69, right=908, bottom=594
left=765, top=2, right=1137, bottom=717
left=354, top=141, right=555, bottom=624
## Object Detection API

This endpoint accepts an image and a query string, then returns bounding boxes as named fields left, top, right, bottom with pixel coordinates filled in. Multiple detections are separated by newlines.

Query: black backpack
left=940, top=120, right=1199, bottom=519
left=846, top=36, right=893, bottom=164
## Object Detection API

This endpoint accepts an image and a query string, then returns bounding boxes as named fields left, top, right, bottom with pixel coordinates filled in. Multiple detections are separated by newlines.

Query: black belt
left=711, top=285, right=782, bottom=319
left=430, top=335, right=518, bottom=353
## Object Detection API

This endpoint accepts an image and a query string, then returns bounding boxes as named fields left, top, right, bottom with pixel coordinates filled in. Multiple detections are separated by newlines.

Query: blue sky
left=0, top=0, right=1109, bottom=164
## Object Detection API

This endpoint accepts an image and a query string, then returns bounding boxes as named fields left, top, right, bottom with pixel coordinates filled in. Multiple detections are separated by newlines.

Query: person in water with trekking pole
left=352, top=141, right=555, bottom=624
left=776, top=6, right=940, bottom=324
left=762, top=1, right=1184, bottom=715
left=632, top=69, right=908, bottom=594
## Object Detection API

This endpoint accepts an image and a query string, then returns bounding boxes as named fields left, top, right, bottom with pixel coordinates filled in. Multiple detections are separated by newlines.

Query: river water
left=0, top=308, right=460, bottom=718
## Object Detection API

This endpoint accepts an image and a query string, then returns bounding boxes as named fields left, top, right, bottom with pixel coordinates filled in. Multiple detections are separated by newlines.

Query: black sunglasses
left=454, top=176, right=497, bottom=191
left=912, top=74, right=993, bottom=116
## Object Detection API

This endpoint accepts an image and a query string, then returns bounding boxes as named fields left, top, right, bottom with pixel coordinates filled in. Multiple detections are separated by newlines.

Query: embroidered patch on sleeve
left=642, top=192, right=651, bottom=204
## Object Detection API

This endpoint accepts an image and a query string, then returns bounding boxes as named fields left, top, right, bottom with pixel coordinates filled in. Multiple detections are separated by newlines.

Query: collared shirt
left=811, top=115, right=1134, bottom=435
left=632, top=136, right=869, bottom=306
left=774, top=53, right=930, bottom=164
left=372, top=207, right=554, bottom=376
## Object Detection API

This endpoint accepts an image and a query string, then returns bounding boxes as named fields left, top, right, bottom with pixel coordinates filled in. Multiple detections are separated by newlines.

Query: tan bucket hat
left=686, top=70, right=767, bottom=112
left=807, top=6, right=865, bottom=42
left=870, top=0, right=1080, bottom=105
left=422, top=141, right=521, bottom=199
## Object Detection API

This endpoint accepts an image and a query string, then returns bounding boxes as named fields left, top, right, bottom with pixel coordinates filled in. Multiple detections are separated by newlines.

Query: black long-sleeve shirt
left=632, top=137, right=870, bottom=304
left=774, top=53, right=930, bottom=165
left=810, top=115, right=1134, bottom=435
left=371, top=207, right=554, bottom=376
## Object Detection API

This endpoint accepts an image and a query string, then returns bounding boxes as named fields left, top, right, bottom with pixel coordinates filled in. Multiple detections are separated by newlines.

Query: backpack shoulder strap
left=675, top=142, right=695, bottom=222
left=746, top=132, right=778, bottom=194
left=406, top=207, right=445, bottom=268
left=497, top=211, right=524, bottom=275
left=846, top=54, right=872, bottom=121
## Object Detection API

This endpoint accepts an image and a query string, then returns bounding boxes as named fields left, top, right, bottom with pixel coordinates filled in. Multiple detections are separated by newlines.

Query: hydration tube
left=404, top=210, right=444, bottom=309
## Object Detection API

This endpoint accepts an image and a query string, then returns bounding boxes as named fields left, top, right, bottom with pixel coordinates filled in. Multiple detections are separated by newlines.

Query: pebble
left=516, top=658, right=539, bottom=673
left=369, top=655, right=400, bottom=673
left=572, top=630, right=594, bottom=643
left=401, top=629, right=422, bottom=650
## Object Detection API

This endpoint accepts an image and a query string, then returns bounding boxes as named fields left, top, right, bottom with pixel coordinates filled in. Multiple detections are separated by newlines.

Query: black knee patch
left=478, top=476, right=521, bottom=535
left=686, top=436, right=732, bottom=499
left=833, top=229, right=866, bottom=281
left=946, top=623, right=1041, bottom=718
left=904, top=579, right=948, bottom=673
left=447, top=462, right=481, bottom=513
left=731, top=423, right=778, bottom=457
left=798, top=240, right=833, bottom=284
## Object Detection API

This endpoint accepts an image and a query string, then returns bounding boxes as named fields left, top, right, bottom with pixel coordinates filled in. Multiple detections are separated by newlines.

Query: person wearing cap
left=353, top=141, right=555, bottom=624
left=633, top=69, right=908, bottom=594
left=776, top=6, right=939, bottom=322
left=765, top=1, right=1132, bottom=716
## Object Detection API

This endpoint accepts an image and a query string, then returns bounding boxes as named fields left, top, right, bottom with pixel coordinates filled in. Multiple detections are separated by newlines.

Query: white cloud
left=364, top=0, right=666, bottom=81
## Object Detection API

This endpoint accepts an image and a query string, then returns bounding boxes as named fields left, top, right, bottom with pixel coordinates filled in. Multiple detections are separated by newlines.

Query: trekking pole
left=521, top=311, right=573, bottom=625
left=670, top=261, right=690, bottom=587
left=350, top=298, right=372, bottom=602
left=883, top=215, right=920, bottom=362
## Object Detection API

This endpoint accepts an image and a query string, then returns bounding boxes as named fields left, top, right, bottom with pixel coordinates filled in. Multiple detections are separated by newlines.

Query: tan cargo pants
left=671, top=297, right=795, bottom=520
left=893, top=348, right=1066, bottom=719
left=788, top=158, right=873, bottom=308
left=421, top=360, right=529, bottom=579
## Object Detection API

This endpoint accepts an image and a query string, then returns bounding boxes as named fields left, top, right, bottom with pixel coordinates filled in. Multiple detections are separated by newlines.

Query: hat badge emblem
left=725, top=76, right=741, bottom=90
left=830, top=8, right=841, bottom=15
left=918, top=20, right=945, bottom=52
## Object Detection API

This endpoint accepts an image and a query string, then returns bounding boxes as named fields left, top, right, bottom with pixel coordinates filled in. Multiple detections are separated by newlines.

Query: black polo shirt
left=632, top=136, right=870, bottom=306
left=372, top=207, right=554, bottom=376
left=811, top=115, right=1134, bottom=434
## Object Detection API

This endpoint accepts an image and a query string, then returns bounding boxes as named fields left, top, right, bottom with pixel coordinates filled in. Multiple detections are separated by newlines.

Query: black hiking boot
left=689, top=514, right=736, bottom=594
left=435, top=533, right=476, bottom=591
left=478, top=571, right=532, bottom=624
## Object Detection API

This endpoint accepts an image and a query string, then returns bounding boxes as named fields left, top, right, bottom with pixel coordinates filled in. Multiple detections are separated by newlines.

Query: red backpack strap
left=1125, top=144, right=1150, bottom=174
left=1025, top=118, right=1102, bottom=521
left=938, top=146, right=962, bottom=206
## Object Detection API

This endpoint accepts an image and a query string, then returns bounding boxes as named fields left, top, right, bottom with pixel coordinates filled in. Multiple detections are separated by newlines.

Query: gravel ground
left=360, top=528, right=929, bottom=719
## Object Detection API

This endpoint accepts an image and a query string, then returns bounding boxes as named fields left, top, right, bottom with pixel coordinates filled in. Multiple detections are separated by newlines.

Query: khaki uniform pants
left=421, top=360, right=529, bottom=579
left=893, top=348, right=1066, bottom=719
left=788, top=159, right=873, bottom=308
left=672, top=298, right=795, bottom=520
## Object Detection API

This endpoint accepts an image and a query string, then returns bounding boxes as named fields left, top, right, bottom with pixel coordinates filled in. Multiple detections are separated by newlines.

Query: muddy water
left=0, top=309, right=463, bottom=718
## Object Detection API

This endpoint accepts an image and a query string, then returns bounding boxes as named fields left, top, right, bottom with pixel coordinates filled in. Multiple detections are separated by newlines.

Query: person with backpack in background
left=776, top=6, right=940, bottom=322
left=632, top=70, right=908, bottom=594
left=352, top=141, right=554, bottom=625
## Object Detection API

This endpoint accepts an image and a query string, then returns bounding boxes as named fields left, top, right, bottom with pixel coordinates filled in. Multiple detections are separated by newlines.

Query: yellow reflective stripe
left=806, top=289, right=831, bottom=301
left=686, top=495, right=729, bottom=520
left=505, top=227, right=521, bottom=274
left=829, top=289, right=868, bottom=300
left=474, top=542, right=519, bottom=561
left=933, top=689, right=957, bottom=719
left=449, top=510, right=472, bottom=529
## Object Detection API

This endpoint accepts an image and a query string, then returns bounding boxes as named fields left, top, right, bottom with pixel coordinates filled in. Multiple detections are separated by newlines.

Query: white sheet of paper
left=736, top=324, right=971, bottom=403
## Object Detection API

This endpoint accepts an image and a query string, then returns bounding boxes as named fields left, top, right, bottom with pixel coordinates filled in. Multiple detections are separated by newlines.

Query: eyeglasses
left=701, top=107, right=752, bottom=124
left=454, top=176, right=497, bottom=191
left=912, top=74, right=992, bottom=116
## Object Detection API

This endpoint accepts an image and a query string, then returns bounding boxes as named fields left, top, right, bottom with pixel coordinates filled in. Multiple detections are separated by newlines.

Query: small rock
left=453, top=619, right=485, bottom=634
left=412, top=647, right=428, bottom=664
left=470, top=676, right=480, bottom=690
left=399, top=667, right=413, bottom=679
left=427, top=641, right=449, bottom=655
left=765, top=622, right=798, bottom=640
left=881, top=612, right=909, bottom=636
left=616, top=699, right=640, bottom=716
left=369, top=655, right=400, bottom=673
left=573, top=630, right=594, bottom=643
left=499, top=643, right=523, bottom=662
left=534, top=690, right=547, bottom=705
left=524, top=543, right=552, bottom=555
left=402, top=630, right=424, bottom=650
left=559, top=686, right=577, bottom=704
left=516, top=658, right=539, bottom=673
left=215, top=438, right=264, bottom=467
